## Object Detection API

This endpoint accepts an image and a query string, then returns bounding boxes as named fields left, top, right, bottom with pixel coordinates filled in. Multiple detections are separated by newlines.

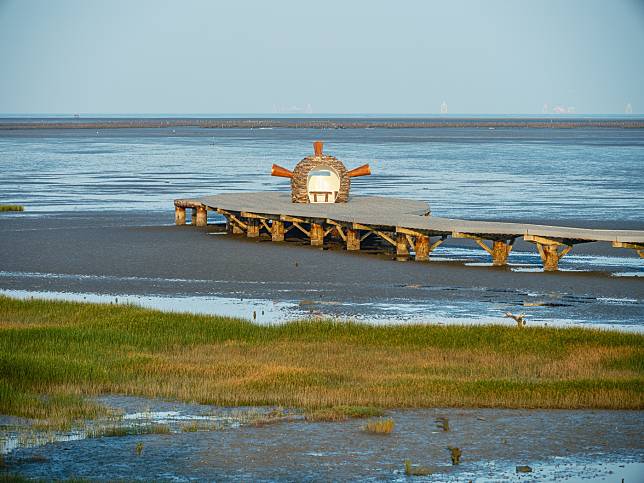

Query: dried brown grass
left=364, top=418, right=395, bottom=434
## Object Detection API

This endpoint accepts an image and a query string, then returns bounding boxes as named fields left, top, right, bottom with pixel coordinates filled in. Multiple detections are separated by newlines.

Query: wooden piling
left=175, top=206, right=186, bottom=225
left=453, top=232, right=514, bottom=267
left=414, top=235, right=430, bottom=261
left=346, top=228, right=360, bottom=251
left=492, top=240, right=512, bottom=266
left=525, top=235, right=572, bottom=272
left=396, top=233, right=409, bottom=261
left=271, top=220, right=285, bottom=242
left=310, top=223, right=324, bottom=247
left=195, top=206, right=207, bottom=227
left=247, top=219, right=260, bottom=238
left=538, top=244, right=561, bottom=271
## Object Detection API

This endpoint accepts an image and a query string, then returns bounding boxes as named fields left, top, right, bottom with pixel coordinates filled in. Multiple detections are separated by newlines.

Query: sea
left=1, top=123, right=643, bottom=221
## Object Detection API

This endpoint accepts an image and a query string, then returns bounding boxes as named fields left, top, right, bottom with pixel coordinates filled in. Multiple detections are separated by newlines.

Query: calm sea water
left=1, top=126, right=643, bottom=222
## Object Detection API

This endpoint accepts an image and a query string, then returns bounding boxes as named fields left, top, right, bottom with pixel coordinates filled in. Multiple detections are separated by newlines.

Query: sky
left=1, top=0, right=643, bottom=115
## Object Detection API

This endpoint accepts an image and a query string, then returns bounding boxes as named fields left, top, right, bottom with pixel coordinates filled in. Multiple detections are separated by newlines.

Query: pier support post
left=414, top=235, right=430, bottom=261
left=492, top=240, right=512, bottom=266
left=453, top=232, right=515, bottom=267
left=195, top=206, right=207, bottom=227
left=398, top=229, right=447, bottom=262
left=247, top=219, right=260, bottom=238
left=346, top=228, right=360, bottom=251
left=538, top=244, right=562, bottom=271
left=525, top=235, right=572, bottom=272
left=271, top=220, right=285, bottom=242
left=396, top=233, right=409, bottom=261
left=175, top=206, right=186, bottom=225
left=310, top=223, right=324, bottom=247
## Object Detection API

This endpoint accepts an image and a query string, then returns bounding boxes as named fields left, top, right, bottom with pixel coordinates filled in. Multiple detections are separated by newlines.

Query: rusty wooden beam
left=346, top=228, right=360, bottom=251
left=246, top=219, right=260, bottom=238
left=395, top=233, right=409, bottom=261
left=310, top=223, right=324, bottom=247
left=271, top=220, right=285, bottom=242
left=174, top=206, right=186, bottom=225
left=195, top=205, right=208, bottom=227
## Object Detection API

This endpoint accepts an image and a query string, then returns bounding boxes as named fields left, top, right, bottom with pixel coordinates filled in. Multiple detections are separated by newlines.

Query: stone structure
left=271, top=141, right=370, bottom=204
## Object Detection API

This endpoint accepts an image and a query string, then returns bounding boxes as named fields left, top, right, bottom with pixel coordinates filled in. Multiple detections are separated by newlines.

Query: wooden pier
left=174, top=193, right=644, bottom=272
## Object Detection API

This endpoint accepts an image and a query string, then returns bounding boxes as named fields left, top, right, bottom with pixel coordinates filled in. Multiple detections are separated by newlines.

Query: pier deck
left=175, top=192, right=644, bottom=271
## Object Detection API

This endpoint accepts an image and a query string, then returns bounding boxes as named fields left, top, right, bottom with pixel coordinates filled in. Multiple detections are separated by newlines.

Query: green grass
left=0, top=205, right=24, bottom=212
left=0, top=295, right=642, bottom=426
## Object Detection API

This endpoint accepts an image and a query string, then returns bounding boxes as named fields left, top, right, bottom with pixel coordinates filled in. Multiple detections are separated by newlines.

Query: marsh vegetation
left=0, top=205, right=23, bottom=212
left=363, top=418, right=395, bottom=434
left=0, top=296, right=642, bottom=428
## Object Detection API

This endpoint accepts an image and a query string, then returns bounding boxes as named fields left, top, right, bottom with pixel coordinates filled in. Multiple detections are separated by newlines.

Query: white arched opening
left=307, top=166, right=340, bottom=203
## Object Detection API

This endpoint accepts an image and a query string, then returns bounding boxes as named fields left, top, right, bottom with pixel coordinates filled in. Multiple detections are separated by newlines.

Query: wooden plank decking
left=174, top=192, right=644, bottom=271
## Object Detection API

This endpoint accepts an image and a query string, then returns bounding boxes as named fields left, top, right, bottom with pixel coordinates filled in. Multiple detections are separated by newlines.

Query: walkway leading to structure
left=174, top=192, right=644, bottom=271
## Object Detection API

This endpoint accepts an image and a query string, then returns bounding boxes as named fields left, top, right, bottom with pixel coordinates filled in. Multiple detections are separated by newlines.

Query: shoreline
left=2, top=117, right=644, bottom=129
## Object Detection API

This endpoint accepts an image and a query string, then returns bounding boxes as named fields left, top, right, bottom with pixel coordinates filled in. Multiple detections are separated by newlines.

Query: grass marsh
left=0, top=296, right=642, bottom=426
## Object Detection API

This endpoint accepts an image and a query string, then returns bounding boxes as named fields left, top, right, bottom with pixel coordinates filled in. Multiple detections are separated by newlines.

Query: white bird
left=504, top=312, right=527, bottom=327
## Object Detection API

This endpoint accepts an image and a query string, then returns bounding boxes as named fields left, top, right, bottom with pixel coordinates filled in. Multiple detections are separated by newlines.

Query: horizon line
left=1, top=113, right=642, bottom=119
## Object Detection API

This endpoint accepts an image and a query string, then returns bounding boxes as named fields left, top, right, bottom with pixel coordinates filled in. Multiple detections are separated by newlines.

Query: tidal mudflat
left=2, top=395, right=642, bottom=481
left=1, top=212, right=642, bottom=331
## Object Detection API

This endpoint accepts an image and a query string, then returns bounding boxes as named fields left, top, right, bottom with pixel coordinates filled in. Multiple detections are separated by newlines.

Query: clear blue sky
left=1, top=0, right=642, bottom=115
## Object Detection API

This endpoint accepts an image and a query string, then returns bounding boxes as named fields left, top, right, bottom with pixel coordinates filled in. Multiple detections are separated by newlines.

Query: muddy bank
left=2, top=395, right=642, bottom=481
left=0, top=211, right=642, bottom=329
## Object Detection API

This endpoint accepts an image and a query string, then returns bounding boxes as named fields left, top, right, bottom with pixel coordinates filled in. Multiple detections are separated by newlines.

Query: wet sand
left=0, top=211, right=642, bottom=328
left=0, top=211, right=642, bottom=296
left=2, top=395, right=642, bottom=481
